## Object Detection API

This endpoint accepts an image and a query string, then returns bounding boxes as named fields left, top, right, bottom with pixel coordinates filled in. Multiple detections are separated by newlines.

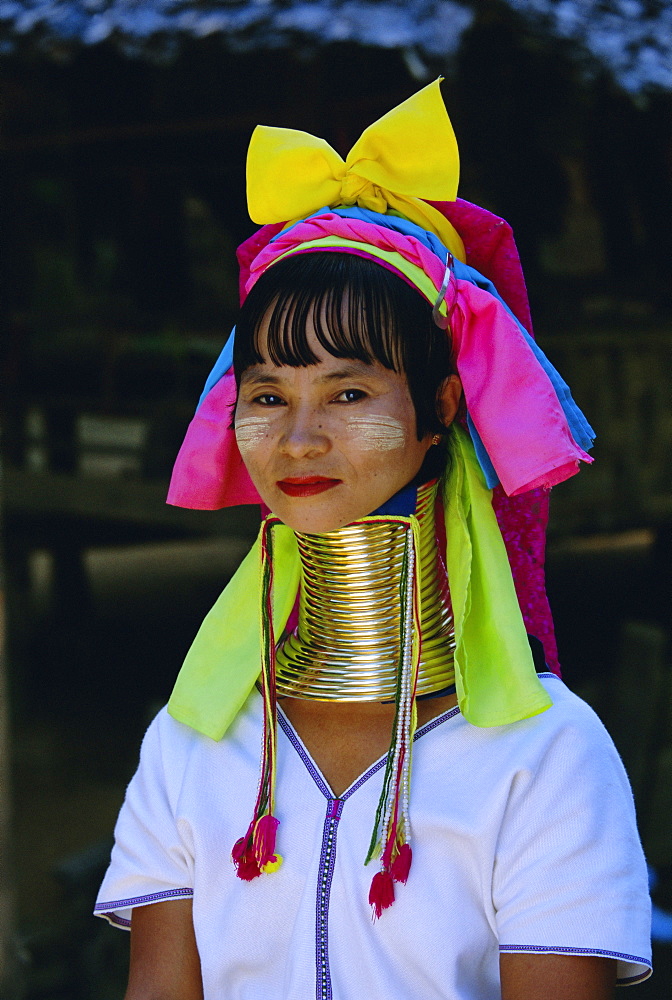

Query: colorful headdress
left=165, top=81, right=594, bottom=914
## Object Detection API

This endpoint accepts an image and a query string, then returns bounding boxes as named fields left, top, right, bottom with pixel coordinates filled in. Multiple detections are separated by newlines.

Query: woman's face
left=234, top=318, right=436, bottom=533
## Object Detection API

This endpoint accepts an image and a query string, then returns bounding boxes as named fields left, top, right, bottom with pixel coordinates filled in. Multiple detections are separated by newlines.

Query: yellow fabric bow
left=247, top=79, right=466, bottom=262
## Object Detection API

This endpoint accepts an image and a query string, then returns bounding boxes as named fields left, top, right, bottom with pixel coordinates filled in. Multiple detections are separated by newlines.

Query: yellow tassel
left=261, top=854, right=283, bottom=874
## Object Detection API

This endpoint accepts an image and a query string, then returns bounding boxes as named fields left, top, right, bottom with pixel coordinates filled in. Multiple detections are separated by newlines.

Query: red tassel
left=236, top=852, right=262, bottom=881
left=369, top=870, right=395, bottom=919
left=231, top=835, right=250, bottom=864
left=391, top=843, right=412, bottom=884
left=232, top=827, right=262, bottom=881
left=253, top=814, right=279, bottom=867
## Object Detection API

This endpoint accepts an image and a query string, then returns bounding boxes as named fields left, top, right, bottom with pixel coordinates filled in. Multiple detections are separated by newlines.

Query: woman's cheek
left=235, top=415, right=273, bottom=459
left=344, top=415, right=406, bottom=451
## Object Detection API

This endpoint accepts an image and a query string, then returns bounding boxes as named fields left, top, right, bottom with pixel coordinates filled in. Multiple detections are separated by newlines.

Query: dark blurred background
left=1, top=1, right=671, bottom=996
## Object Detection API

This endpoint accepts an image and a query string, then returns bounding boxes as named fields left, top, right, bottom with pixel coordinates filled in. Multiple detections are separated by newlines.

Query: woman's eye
left=254, top=394, right=285, bottom=406
left=336, top=388, right=366, bottom=403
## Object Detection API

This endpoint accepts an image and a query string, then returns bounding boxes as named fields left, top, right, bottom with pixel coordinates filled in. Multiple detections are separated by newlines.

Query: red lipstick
left=277, top=477, right=341, bottom=497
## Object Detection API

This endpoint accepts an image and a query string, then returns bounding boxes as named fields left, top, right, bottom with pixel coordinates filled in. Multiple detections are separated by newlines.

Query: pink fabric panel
left=167, top=372, right=261, bottom=509
left=434, top=199, right=558, bottom=671
left=452, top=280, right=590, bottom=496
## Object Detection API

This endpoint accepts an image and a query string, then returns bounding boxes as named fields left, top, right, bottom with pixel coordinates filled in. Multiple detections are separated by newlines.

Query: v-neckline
left=277, top=702, right=461, bottom=801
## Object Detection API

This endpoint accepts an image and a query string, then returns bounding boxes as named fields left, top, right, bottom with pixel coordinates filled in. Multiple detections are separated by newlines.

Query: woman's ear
left=436, top=375, right=462, bottom=429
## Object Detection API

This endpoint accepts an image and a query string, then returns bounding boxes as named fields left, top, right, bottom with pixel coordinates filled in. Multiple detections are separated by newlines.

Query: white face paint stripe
left=345, top=415, right=406, bottom=451
left=235, top=415, right=272, bottom=455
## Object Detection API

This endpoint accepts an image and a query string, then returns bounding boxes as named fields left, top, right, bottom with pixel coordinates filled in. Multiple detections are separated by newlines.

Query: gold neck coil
left=275, top=481, right=455, bottom=702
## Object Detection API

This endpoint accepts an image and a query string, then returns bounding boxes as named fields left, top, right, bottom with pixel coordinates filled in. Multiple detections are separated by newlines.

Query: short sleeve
left=493, top=705, right=652, bottom=986
left=94, top=710, right=194, bottom=929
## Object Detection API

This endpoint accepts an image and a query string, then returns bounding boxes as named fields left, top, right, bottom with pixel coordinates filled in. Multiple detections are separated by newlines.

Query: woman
left=95, top=82, right=651, bottom=999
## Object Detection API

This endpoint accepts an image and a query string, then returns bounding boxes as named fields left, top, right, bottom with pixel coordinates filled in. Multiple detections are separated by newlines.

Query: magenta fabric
left=432, top=198, right=533, bottom=335
left=437, top=199, right=559, bottom=670
left=491, top=485, right=558, bottom=673
left=237, top=223, right=286, bottom=304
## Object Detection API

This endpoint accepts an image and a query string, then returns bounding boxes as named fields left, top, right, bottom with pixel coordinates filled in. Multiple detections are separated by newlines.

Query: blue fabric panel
left=467, top=414, right=499, bottom=489
left=196, top=327, right=236, bottom=413
left=373, top=482, right=418, bottom=516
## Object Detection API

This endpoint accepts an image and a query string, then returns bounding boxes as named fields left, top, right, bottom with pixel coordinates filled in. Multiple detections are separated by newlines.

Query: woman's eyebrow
left=239, top=369, right=283, bottom=387
left=319, top=364, right=377, bottom=383
left=240, top=362, right=378, bottom=387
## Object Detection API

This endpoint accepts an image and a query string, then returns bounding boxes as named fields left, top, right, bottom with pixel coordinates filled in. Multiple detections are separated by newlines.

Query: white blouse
left=95, top=674, right=651, bottom=998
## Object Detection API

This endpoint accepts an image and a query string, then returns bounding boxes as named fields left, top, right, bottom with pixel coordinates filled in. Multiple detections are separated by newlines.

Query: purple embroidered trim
left=278, top=712, right=332, bottom=798
left=499, top=944, right=652, bottom=981
left=315, top=797, right=344, bottom=1000
left=94, top=887, right=194, bottom=911
left=104, top=911, right=132, bottom=929
left=415, top=705, right=461, bottom=738
left=341, top=756, right=387, bottom=800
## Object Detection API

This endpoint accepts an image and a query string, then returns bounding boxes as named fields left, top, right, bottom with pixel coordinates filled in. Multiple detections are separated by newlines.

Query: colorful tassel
left=232, top=518, right=283, bottom=882
left=366, top=520, right=422, bottom=917
left=391, top=842, right=412, bottom=884
left=253, top=814, right=280, bottom=867
left=260, top=854, right=283, bottom=874
left=235, top=851, right=262, bottom=881
left=369, top=870, right=396, bottom=919
left=232, top=825, right=262, bottom=880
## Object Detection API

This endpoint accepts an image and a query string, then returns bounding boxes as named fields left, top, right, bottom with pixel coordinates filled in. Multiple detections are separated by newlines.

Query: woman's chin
left=271, top=510, right=354, bottom=535
left=261, top=479, right=422, bottom=533
left=264, top=495, right=369, bottom=535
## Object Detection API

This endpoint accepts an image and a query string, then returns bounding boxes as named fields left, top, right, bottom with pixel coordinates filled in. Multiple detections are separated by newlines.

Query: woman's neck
left=275, top=481, right=455, bottom=702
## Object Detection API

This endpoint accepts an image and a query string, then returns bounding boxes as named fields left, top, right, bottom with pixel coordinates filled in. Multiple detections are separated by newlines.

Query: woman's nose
left=280, top=406, right=330, bottom=458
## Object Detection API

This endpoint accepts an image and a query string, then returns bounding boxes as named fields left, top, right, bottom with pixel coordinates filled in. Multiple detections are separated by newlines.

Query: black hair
left=233, top=251, right=456, bottom=440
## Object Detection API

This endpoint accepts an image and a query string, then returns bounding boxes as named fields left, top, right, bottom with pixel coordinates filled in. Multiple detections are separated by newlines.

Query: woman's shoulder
left=530, top=673, right=615, bottom=741
left=141, top=688, right=264, bottom=768
left=447, top=672, right=614, bottom=748
left=435, top=673, right=630, bottom=792
left=490, top=673, right=633, bottom=789
left=533, top=671, right=602, bottom=715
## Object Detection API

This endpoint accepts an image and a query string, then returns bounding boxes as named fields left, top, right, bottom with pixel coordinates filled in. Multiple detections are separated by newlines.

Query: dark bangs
left=233, top=251, right=455, bottom=439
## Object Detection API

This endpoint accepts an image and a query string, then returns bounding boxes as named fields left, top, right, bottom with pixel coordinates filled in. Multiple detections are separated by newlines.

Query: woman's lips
left=277, top=477, right=341, bottom=497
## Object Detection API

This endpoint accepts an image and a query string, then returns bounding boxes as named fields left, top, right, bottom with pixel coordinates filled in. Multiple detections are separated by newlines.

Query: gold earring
left=431, top=434, right=441, bottom=446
